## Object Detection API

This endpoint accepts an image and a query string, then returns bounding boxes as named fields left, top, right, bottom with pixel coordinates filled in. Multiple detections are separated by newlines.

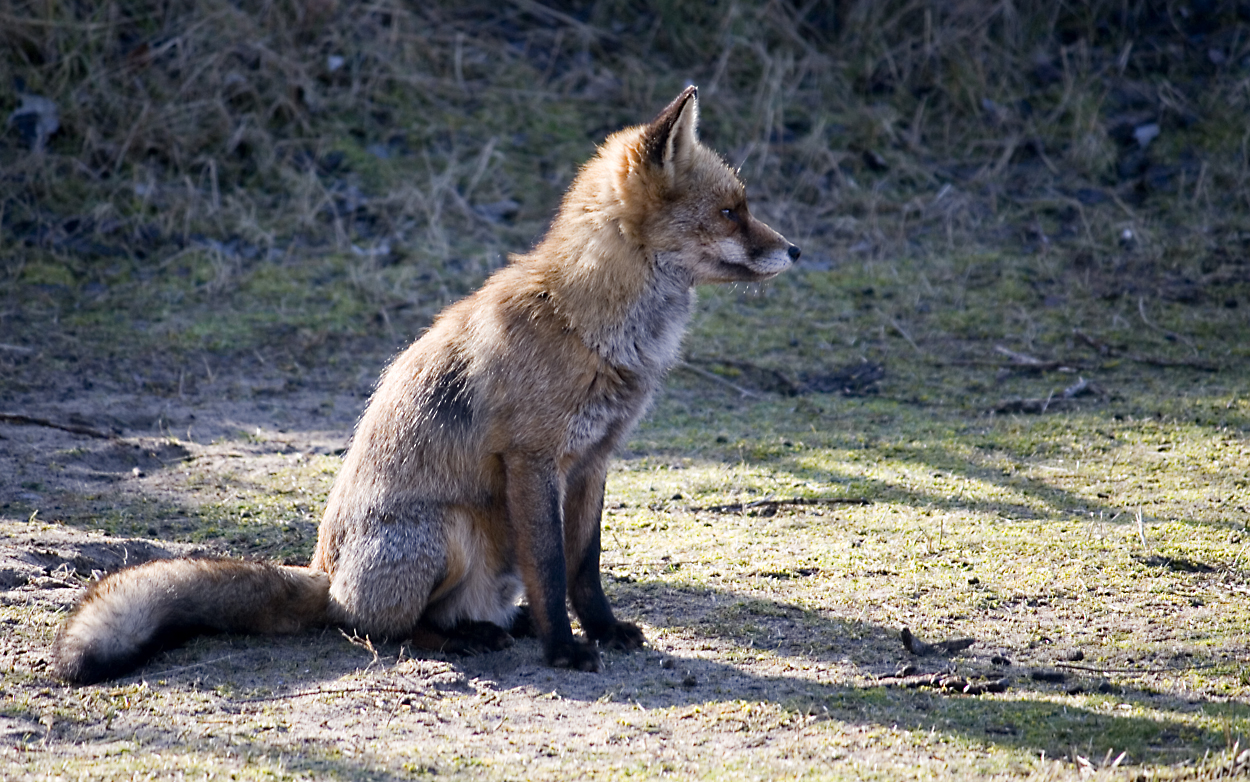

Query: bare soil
left=3, top=322, right=1249, bottom=780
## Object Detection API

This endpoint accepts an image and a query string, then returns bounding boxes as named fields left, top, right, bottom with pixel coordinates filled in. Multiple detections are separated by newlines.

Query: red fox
left=53, top=86, right=799, bottom=684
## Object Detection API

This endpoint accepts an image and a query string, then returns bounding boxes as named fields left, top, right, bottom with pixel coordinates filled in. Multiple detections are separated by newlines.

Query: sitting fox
left=53, top=86, right=799, bottom=683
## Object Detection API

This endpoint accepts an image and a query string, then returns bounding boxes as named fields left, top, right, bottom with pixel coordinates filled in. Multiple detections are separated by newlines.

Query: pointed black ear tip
left=652, top=85, right=700, bottom=126
left=643, top=85, right=702, bottom=167
left=678, top=85, right=699, bottom=114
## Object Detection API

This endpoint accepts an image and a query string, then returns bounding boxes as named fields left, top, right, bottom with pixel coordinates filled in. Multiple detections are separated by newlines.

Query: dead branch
left=676, top=362, right=762, bottom=398
left=234, top=684, right=436, bottom=704
left=1074, top=330, right=1218, bottom=371
left=1127, top=354, right=1219, bottom=371
left=993, top=345, right=1081, bottom=373
left=879, top=672, right=1009, bottom=695
left=717, top=359, right=802, bottom=395
left=0, top=413, right=115, bottom=439
left=689, top=496, right=871, bottom=514
left=1053, top=661, right=1215, bottom=675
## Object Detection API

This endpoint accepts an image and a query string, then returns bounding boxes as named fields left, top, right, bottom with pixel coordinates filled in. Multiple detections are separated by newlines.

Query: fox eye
left=720, top=208, right=740, bottom=223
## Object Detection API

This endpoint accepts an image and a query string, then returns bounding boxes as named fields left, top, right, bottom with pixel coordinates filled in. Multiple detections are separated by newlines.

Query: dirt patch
left=3, top=353, right=1249, bottom=780
left=0, top=522, right=210, bottom=590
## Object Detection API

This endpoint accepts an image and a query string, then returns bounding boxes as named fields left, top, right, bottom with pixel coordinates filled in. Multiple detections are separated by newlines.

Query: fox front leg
left=504, top=452, right=602, bottom=671
left=563, top=454, right=645, bottom=651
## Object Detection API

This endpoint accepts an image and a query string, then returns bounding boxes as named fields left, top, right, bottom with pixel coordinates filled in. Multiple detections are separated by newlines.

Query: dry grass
left=3, top=0, right=1249, bottom=280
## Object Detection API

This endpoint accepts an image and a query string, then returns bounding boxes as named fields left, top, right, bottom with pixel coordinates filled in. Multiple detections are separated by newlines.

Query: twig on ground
left=1053, top=661, right=1215, bottom=675
left=676, top=362, right=761, bottom=398
left=0, top=413, right=115, bottom=439
left=887, top=316, right=924, bottom=355
left=341, top=629, right=382, bottom=669
left=683, top=358, right=809, bottom=396
left=993, top=345, right=1079, bottom=373
left=877, top=671, right=1008, bottom=695
left=712, top=358, right=802, bottom=395
left=235, top=684, right=435, bottom=704
left=1129, top=354, right=1218, bottom=371
left=1073, top=330, right=1218, bottom=370
left=1138, top=295, right=1198, bottom=355
left=1073, top=330, right=1114, bottom=356
left=1070, top=324, right=1215, bottom=367
left=131, top=655, right=238, bottom=681
left=689, top=496, right=871, bottom=513
left=798, top=361, right=884, bottom=396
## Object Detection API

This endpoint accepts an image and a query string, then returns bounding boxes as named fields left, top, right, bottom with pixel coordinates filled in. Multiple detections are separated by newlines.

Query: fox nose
left=787, top=244, right=801, bottom=261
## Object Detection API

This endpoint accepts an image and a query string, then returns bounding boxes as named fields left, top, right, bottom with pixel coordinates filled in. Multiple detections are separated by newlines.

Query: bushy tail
left=53, top=558, right=330, bottom=685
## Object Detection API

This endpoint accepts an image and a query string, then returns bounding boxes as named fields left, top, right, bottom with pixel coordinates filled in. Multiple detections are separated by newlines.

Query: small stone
left=1133, top=123, right=1160, bottom=149
left=681, top=672, right=698, bottom=688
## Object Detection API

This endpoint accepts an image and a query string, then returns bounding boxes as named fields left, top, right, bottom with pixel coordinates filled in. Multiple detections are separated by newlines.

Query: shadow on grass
left=8, top=369, right=1246, bottom=773
left=462, top=581, right=1244, bottom=767
left=46, top=577, right=1242, bottom=773
left=644, top=385, right=1248, bottom=538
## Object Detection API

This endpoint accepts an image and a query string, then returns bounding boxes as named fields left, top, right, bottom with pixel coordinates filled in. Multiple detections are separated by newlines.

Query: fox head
left=549, top=86, right=799, bottom=290
left=621, top=86, right=799, bottom=284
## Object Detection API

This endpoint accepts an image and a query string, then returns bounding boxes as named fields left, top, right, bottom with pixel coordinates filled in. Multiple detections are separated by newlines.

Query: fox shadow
left=465, top=585, right=1241, bottom=768
left=103, top=576, right=1245, bottom=769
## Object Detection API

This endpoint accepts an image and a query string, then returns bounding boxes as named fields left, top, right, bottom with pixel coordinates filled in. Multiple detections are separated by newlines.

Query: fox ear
left=642, top=86, right=699, bottom=174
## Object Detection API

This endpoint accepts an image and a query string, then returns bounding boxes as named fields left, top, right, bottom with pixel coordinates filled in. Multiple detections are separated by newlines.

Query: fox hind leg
left=325, top=512, right=447, bottom=640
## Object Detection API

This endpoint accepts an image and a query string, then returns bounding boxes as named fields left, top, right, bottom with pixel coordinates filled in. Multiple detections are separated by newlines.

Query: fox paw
left=593, top=621, right=646, bottom=651
left=546, top=641, right=602, bottom=672
left=414, top=620, right=514, bottom=656
left=451, top=621, right=515, bottom=655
